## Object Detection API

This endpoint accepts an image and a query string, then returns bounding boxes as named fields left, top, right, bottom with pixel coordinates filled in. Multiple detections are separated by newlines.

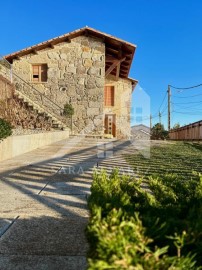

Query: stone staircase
left=14, top=90, right=66, bottom=130
left=0, top=55, right=68, bottom=130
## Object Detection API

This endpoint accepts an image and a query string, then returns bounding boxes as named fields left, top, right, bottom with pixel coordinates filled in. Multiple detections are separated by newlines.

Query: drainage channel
left=0, top=216, right=19, bottom=238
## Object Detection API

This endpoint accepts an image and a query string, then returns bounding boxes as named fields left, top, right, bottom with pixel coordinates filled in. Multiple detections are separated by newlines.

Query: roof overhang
left=4, top=26, right=137, bottom=81
left=128, top=77, right=138, bottom=91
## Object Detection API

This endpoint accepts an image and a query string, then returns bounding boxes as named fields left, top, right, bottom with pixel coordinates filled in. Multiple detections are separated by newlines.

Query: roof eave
left=4, top=26, right=137, bottom=82
left=5, top=26, right=136, bottom=63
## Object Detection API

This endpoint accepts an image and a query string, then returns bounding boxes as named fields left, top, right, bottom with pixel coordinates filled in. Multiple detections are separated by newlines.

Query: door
left=104, top=114, right=116, bottom=137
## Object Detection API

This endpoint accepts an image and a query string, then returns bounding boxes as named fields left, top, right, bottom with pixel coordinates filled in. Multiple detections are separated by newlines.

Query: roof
left=131, top=124, right=150, bottom=130
left=4, top=26, right=138, bottom=83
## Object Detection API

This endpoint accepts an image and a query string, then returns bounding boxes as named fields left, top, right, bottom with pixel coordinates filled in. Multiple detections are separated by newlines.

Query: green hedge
left=0, top=118, right=12, bottom=140
left=87, top=169, right=202, bottom=269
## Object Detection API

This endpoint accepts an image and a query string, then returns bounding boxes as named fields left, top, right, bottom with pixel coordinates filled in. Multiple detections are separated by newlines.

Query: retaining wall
left=0, top=130, right=69, bottom=162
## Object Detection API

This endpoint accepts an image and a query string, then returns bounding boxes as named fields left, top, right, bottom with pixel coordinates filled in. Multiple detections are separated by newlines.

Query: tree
left=151, top=123, right=169, bottom=140
left=63, top=103, right=74, bottom=131
left=173, top=123, right=180, bottom=129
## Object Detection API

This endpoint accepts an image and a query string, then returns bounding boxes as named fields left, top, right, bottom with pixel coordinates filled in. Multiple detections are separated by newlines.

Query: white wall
left=0, top=131, right=69, bottom=162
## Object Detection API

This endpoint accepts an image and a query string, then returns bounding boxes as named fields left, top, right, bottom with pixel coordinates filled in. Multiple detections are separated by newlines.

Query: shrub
left=63, top=103, right=74, bottom=131
left=0, top=118, right=12, bottom=140
left=63, top=103, right=74, bottom=117
left=87, top=169, right=202, bottom=269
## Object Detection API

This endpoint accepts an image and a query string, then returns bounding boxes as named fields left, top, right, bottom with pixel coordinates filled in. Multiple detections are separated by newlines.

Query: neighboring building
left=4, top=26, right=138, bottom=138
left=131, top=124, right=151, bottom=140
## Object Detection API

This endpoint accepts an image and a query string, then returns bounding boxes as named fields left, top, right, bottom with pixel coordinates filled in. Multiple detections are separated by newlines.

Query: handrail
left=13, top=72, right=64, bottom=113
left=0, top=55, right=67, bottom=126
left=0, top=55, right=64, bottom=112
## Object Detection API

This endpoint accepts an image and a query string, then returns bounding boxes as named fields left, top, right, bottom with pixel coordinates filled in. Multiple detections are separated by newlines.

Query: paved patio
left=0, top=137, right=137, bottom=270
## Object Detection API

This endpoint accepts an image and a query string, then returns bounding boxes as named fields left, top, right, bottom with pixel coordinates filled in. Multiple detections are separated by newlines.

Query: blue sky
left=1, top=0, right=202, bottom=128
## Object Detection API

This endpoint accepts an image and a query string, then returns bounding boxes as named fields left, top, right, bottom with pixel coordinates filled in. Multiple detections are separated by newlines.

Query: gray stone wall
left=12, top=36, right=105, bottom=135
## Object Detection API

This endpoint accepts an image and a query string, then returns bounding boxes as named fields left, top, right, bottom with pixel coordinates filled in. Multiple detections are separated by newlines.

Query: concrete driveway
left=0, top=137, right=136, bottom=270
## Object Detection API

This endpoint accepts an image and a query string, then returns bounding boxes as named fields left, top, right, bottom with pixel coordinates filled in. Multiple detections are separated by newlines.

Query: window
left=32, top=64, right=47, bottom=82
left=104, top=86, right=114, bottom=106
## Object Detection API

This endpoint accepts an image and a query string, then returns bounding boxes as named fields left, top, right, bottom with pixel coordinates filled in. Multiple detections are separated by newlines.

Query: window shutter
left=32, top=64, right=47, bottom=82
left=32, top=65, right=40, bottom=82
left=104, top=86, right=114, bottom=106
left=110, top=87, right=114, bottom=106
left=41, top=64, right=47, bottom=82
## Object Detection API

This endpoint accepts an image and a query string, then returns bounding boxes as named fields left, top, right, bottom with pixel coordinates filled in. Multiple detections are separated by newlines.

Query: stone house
left=4, top=26, right=138, bottom=138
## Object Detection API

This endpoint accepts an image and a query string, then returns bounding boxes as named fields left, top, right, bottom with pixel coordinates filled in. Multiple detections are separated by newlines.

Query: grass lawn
left=125, top=142, right=202, bottom=180
left=87, top=141, right=202, bottom=269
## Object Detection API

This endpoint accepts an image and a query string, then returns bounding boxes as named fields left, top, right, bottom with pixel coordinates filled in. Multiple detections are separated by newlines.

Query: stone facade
left=105, top=75, right=132, bottom=139
left=11, top=35, right=133, bottom=138
left=12, top=36, right=105, bottom=135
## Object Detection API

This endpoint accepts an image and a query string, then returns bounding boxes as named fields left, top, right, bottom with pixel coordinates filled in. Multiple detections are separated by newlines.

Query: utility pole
left=159, top=111, right=161, bottom=124
left=168, top=85, right=171, bottom=131
left=150, top=114, right=152, bottom=129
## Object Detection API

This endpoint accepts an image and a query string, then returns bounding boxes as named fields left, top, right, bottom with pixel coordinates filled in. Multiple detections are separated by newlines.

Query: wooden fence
left=169, top=120, right=202, bottom=140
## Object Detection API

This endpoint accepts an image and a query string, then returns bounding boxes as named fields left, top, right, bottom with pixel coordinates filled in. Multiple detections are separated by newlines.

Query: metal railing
left=0, top=55, right=67, bottom=126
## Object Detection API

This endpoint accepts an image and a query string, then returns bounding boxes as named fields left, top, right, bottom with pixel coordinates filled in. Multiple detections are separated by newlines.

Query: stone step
left=14, top=90, right=67, bottom=129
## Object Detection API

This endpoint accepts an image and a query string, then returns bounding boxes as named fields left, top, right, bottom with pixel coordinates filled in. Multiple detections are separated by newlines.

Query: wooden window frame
left=32, top=64, right=48, bottom=83
left=104, top=85, right=115, bottom=107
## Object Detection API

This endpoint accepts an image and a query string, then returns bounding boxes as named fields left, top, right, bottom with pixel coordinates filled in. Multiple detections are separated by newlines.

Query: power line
left=172, top=100, right=202, bottom=105
left=150, top=90, right=167, bottom=123
left=150, top=82, right=201, bottom=128
left=152, top=82, right=202, bottom=129
left=170, top=83, right=202, bottom=90
left=173, top=110, right=202, bottom=115
left=173, top=104, right=202, bottom=111
left=159, top=91, right=167, bottom=111
left=161, top=104, right=168, bottom=114
left=170, top=82, right=202, bottom=125
left=172, top=93, right=202, bottom=98
left=143, top=112, right=167, bottom=121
